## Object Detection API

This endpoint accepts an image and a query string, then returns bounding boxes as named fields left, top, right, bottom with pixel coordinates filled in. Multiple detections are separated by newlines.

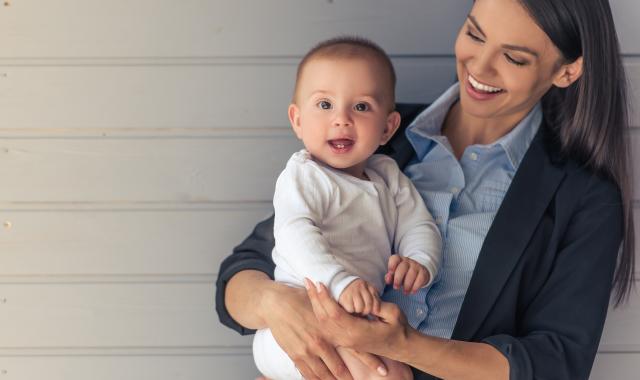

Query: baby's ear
left=288, top=104, right=303, bottom=139
left=380, top=111, right=401, bottom=145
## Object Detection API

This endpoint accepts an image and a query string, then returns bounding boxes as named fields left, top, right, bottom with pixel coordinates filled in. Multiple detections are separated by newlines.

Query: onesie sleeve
left=376, top=155, right=442, bottom=286
left=272, top=155, right=358, bottom=300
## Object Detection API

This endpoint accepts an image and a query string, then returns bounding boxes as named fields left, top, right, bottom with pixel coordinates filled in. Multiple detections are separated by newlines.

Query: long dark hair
left=518, top=0, right=634, bottom=306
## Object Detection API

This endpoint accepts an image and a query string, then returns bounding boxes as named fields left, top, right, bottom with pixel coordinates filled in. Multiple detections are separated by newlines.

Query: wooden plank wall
left=0, top=1, right=637, bottom=378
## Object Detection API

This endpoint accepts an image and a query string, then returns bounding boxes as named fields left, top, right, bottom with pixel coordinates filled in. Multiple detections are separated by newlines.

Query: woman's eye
left=354, top=103, right=369, bottom=112
left=317, top=100, right=332, bottom=110
left=505, top=54, right=527, bottom=66
left=466, top=30, right=483, bottom=43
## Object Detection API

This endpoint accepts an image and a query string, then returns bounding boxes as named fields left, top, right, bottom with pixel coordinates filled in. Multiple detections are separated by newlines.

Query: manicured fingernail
left=377, top=366, right=388, bottom=376
left=303, top=278, right=311, bottom=290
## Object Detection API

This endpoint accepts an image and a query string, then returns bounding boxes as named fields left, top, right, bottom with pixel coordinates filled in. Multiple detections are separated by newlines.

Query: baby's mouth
left=328, top=138, right=355, bottom=153
left=328, top=139, right=354, bottom=149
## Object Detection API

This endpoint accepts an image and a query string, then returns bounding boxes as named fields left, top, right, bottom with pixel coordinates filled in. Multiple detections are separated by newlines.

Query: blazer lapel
left=451, top=127, right=566, bottom=341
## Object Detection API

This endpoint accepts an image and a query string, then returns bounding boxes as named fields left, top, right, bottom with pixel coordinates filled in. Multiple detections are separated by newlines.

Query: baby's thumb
left=387, top=254, right=401, bottom=272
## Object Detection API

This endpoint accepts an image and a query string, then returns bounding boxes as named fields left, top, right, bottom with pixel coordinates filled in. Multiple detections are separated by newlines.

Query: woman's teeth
left=468, top=75, right=503, bottom=93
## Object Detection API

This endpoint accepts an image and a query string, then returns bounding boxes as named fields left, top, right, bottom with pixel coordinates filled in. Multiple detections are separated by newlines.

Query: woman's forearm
left=224, top=269, right=275, bottom=330
left=394, top=330, right=509, bottom=380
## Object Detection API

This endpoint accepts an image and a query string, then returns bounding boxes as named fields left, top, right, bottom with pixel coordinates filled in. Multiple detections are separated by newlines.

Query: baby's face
left=289, top=57, right=399, bottom=179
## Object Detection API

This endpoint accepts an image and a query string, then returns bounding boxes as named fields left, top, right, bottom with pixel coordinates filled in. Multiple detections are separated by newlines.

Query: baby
left=252, top=36, right=442, bottom=380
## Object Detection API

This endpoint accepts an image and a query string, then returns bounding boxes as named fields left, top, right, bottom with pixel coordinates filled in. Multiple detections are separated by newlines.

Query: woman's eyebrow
left=467, top=15, right=487, bottom=37
left=467, top=14, right=539, bottom=58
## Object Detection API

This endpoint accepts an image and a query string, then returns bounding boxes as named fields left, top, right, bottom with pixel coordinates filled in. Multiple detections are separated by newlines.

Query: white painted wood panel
left=599, top=290, right=640, bottom=351
left=0, top=58, right=458, bottom=131
left=0, top=283, right=252, bottom=347
left=0, top=137, right=300, bottom=203
left=591, top=353, right=640, bottom=380
left=1, top=59, right=637, bottom=131
left=0, top=132, right=639, bottom=205
left=0, top=354, right=259, bottom=380
left=611, top=0, right=640, bottom=55
left=0, top=280, right=635, bottom=350
left=0, top=206, right=272, bottom=276
left=0, top=0, right=470, bottom=58
left=0, top=0, right=637, bottom=57
left=0, top=206, right=636, bottom=276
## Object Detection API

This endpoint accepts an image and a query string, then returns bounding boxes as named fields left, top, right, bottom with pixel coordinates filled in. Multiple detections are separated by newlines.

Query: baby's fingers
left=410, top=270, right=429, bottom=294
left=393, top=260, right=409, bottom=290
left=402, top=267, right=418, bottom=295
left=367, top=284, right=381, bottom=315
left=386, top=255, right=402, bottom=285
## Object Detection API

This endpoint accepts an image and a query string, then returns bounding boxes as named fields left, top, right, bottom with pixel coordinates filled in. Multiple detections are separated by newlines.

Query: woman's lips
left=465, top=74, right=505, bottom=101
left=328, top=139, right=354, bottom=154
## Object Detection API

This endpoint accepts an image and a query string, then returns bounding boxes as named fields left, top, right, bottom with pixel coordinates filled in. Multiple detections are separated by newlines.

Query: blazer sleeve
left=215, top=214, right=276, bottom=335
left=482, top=177, right=624, bottom=380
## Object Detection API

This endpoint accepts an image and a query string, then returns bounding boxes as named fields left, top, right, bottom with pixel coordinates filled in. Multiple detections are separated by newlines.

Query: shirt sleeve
left=215, top=213, right=276, bottom=335
left=482, top=177, right=623, bottom=380
left=272, top=159, right=358, bottom=300
left=385, top=157, right=442, bottom=286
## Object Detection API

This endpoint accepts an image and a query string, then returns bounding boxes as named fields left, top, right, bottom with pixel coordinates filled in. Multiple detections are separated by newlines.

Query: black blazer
left=215, top=104, right=623, bottom=380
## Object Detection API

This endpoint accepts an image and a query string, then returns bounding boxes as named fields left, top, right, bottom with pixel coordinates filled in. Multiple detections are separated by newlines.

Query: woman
left=216, top=0, right=634, bottom=378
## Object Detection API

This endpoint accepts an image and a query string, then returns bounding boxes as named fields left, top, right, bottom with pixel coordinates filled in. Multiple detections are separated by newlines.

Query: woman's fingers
left=305, top=278, right=329, bottom=320
left=341, top=348, right=389, bottom=377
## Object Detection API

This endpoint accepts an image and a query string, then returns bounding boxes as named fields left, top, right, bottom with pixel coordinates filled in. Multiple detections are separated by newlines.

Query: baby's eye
left=354, top=103, right=369, bottom=112
left=317, top=100, right=332, bottom=110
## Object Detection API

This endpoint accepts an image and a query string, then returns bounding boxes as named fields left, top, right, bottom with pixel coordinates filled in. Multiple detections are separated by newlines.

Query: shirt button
left=469, top=152, right=478, bottom=161
left=416, top=308, right=425, bottom=316
left=451, top=187, right=460, bottom=195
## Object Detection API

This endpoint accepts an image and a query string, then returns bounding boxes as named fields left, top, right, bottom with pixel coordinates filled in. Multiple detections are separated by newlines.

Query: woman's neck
left=442, top=101, right=528, bottom=160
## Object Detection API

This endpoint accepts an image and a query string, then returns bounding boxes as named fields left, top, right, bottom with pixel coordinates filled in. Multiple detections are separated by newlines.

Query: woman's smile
left=465, top=73, right=505, bottom=101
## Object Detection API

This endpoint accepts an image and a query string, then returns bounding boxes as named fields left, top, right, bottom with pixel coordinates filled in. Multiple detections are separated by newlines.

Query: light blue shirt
left=382, top=83, right=542, bottom=338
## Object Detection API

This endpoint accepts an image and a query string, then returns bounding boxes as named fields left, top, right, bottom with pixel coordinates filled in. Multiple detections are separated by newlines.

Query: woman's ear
left=288, top=103, right=303, bottom=140
left=380, top=111, right=401, bottom=145
left=552, top=56, right=583, bottom=88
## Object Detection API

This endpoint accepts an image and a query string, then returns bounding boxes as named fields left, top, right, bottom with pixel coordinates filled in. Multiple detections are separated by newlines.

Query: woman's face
left=454, top=0, right=566, bottom=123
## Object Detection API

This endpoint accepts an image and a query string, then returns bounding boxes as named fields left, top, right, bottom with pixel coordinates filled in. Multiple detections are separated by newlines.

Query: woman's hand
left=261, top=282, right=387, bottom=380
left=304, top=278, right=412, bottom=360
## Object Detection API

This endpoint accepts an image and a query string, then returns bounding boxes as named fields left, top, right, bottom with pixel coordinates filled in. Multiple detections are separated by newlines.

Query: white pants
left=253, top=328, right=303, bottom=380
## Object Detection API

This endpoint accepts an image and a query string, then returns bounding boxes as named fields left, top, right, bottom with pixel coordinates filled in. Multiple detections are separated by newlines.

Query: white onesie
left=253, top=149, right=442, bottom=380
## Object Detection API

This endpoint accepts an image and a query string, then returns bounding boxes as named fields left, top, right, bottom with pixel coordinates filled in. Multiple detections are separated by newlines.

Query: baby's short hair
left=292, top=36, right=396, bottom=109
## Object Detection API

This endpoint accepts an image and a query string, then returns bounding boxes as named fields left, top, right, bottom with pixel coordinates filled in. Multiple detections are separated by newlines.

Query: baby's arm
left=384, top=158, right=442, bottom=291
left=272, top=157, right=359, bottom=300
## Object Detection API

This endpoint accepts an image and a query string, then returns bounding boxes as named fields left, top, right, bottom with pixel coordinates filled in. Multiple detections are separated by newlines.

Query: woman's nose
left=470, top=49, right=497, bottom=77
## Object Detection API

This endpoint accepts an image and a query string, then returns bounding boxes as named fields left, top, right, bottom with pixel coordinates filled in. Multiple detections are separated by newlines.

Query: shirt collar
left=405, top=83, right=542, bottom=170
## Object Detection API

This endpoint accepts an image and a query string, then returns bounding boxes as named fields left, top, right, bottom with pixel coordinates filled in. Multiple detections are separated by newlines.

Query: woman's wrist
left=259, top=280, right=307, bottom=327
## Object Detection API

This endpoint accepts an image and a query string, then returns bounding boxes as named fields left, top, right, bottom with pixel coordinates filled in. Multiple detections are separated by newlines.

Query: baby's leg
left=336, top=346, right=413, bottom=380
left=253, top=328, right=303, bottom=380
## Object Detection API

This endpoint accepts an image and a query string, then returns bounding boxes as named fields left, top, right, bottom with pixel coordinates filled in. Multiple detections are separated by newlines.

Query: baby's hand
left=338, top=278, right=380, bottom=316
left=385, top=255, right=431, bottom=295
